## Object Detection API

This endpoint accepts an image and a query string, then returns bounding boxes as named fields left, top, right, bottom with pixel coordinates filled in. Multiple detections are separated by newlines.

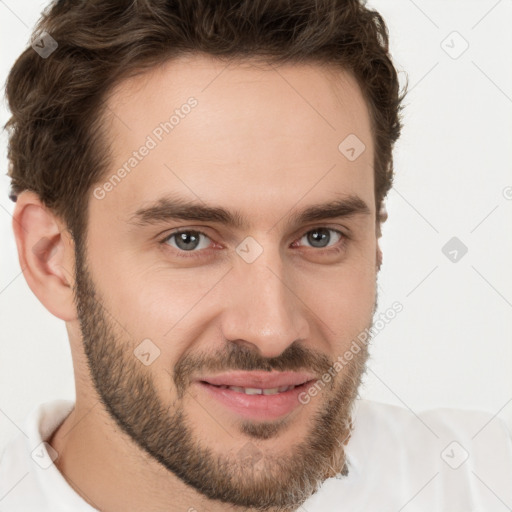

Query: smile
left=208, top=384, right=299, bottom=395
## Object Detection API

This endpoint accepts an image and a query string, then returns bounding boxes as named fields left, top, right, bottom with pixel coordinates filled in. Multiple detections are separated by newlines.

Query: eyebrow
left=127, top=193, right=371, bottom=230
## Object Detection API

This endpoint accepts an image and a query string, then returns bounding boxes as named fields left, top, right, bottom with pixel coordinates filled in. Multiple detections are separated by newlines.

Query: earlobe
left=12, top=191, right=78, bottom=322
left=376, top=203, right=387, bottom=270
left=376, top=242, right=383, bottom=270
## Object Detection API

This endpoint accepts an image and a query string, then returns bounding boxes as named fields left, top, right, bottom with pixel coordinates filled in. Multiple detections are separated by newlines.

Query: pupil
left=308, top=229, right=329, bottom=248
left=177, top=232, right=199, bottom=250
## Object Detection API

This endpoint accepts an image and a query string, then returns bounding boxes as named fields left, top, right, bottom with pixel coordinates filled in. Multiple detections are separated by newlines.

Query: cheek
left=101, top=264, right=225, bottom=367
left=294, top=247, right=377, bottom=344
left=311, top=272, right=375, bottom=326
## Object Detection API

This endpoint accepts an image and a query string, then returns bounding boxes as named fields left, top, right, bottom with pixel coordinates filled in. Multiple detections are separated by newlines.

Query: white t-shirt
left=1, top=399, right=511, bottom=511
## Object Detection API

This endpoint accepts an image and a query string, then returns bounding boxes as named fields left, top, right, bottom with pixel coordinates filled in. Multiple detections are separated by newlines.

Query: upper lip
left=196, top=371, right=317, bottom=389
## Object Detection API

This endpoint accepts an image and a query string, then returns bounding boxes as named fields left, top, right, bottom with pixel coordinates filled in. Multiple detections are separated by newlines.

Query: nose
left=219, top=244, right=310, bottom=359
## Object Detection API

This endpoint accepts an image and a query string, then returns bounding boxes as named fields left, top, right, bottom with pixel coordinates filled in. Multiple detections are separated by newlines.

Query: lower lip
left=195, top=380, right=314, bottom=421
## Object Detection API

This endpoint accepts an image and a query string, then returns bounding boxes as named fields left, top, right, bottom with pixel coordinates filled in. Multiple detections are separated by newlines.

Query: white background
left=1, top=0, right=511, bottom=453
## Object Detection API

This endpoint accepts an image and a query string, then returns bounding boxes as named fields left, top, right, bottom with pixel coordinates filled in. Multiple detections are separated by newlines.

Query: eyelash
left=159, top=227, right=348, bottom=259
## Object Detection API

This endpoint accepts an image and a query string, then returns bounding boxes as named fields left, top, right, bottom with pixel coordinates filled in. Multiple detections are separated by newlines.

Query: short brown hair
left=5, top=0, right=405, bottom=251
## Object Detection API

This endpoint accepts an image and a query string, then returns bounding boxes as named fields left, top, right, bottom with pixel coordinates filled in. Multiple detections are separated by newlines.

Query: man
left=1, top=0, right=511, bottom=510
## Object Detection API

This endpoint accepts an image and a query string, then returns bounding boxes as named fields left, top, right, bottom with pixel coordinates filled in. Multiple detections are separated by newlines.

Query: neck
left=48, top=395, right=302, bottom=512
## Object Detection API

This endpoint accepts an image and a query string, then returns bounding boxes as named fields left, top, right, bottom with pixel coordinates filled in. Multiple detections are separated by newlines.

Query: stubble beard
left=73, top=246, right=373, bottom=511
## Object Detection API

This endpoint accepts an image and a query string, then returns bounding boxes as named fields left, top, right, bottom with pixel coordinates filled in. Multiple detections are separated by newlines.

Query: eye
left=160, top=226, right=347, bottom=260
left=295, top=227, right=345, bottom=250
left=162, top=230, right=212, bottom=255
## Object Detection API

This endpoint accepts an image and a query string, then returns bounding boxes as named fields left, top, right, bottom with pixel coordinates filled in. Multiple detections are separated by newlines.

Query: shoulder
left=350, top=399, right=512, bottom=475
left=305, top=400, right=512, bottom=511
left=0, top=399, right=93, bottom=511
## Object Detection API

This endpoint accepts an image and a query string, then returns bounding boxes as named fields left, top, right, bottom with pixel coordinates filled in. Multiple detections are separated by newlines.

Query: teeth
left=224, top=385, right=296, bottom=395
left=244, top=388, right=262, bottom=395
left=228, top=386, right=249, bottom=393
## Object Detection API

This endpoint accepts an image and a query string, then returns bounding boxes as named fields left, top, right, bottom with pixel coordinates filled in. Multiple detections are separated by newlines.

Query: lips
left=197, top=370, right=317, bottom=390
left=194, top=372, right=318, bottom=421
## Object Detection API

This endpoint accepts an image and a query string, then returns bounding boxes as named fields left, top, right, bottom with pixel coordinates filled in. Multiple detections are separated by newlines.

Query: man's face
left=74, top=55, right=378, bottom=510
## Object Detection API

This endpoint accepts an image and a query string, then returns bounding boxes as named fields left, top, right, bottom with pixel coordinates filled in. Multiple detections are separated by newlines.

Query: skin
left=12, top=55, right=381, bottom=511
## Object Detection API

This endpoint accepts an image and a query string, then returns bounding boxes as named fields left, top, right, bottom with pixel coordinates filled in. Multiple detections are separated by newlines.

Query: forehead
left=94, top=54, right=375, bottom=223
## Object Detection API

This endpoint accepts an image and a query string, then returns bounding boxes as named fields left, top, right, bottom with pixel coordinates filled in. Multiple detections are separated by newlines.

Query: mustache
left=173, top=341, right=334, bottom=397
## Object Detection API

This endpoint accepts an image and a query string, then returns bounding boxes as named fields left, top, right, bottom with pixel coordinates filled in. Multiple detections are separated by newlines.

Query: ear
left=376, top=203, right=388, bottom=271
left=376, top=241, right=383, bottom=270
left=11, top=190, right=78, bottom=322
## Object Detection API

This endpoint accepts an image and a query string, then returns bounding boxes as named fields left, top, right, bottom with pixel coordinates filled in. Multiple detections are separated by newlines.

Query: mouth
left=193, top=371, right=317, bottom=421
left=204, top=383, right=306, bottom=395
left=197, top=370, right=317, bottom=389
